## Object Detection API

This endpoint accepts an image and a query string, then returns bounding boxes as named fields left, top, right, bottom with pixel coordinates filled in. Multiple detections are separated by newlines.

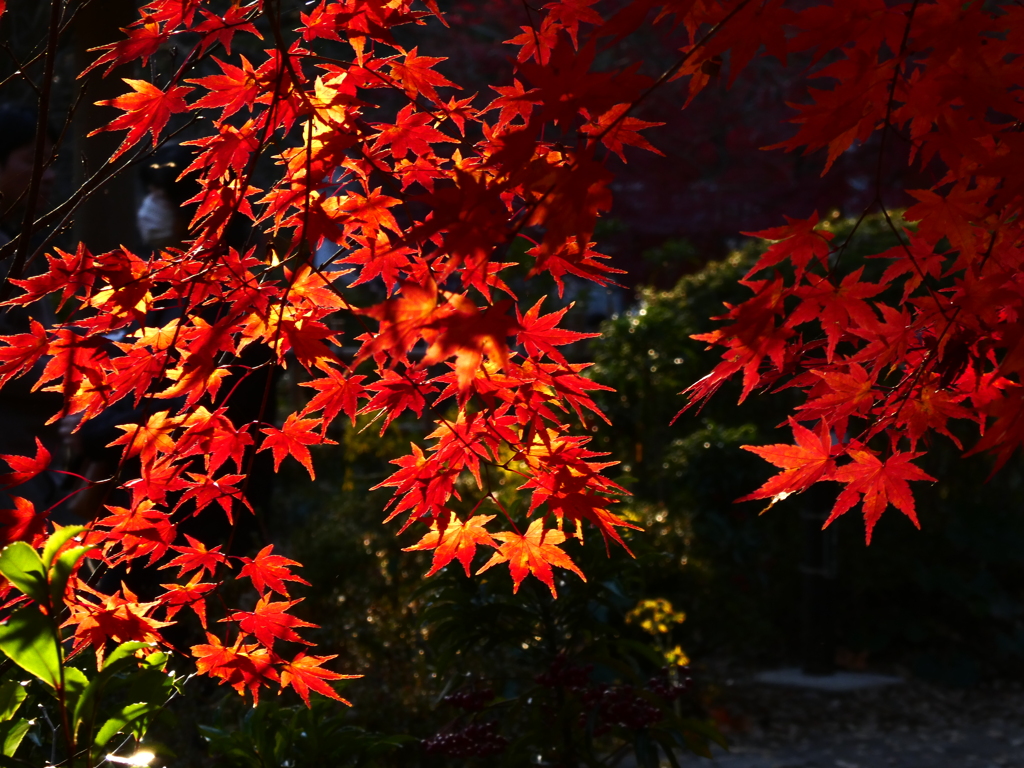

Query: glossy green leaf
left=94, top=701, right=161, bottom=749
left=0, top=606, right=60, bottom=688
left=0, top=543, right=47, bottom=605
left=0, top=682, right=25, bottom=722
left=102, top=641, right=154, bottom=672
left=141, top=651, right=168, bottom=670
left=48, top=545, right=91, bottom=608
left=63, top=667, right=89, bottom=738
left=0, top=718, right=29, bottom=757
left=72, top=642, right=153, bottom=734
left=41, top=525, right=86, bottom=570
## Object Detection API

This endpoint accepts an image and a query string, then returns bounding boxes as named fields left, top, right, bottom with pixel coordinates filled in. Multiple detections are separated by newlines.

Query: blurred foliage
left=200, top=696, right=415, bottom=767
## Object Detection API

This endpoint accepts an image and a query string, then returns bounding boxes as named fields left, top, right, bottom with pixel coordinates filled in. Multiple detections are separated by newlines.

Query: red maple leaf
left=328, top=188, right=403, bottom=240
left=176, top=407, right=254, bottom=474
left=193, top=5, right=262, bottom=56
left=421, top=299, right=521, bottom=391
left=94, top=500, right=176, bottom=566
left=581, top=103, right=665, bottom=162
left=795, top=365, right=876, bottom=433
left=225, top=595, right=318, bottom=648
left=516, top=297, right=600, bottom=365
left=161, top=535, right=229, bottom=580
left=0, top=497, right=44, bottom=547
left=486, top=79, right=541, bottom=133
left=90, top=79, right=193, bottom=161
left=441, top=94, right=478, bottom=136
left=187, top=55, right=259, bottom=120
left=477, top=518, right=585, bottom=597
left=789, top=268, right=883, bottom=361
left=0, top=319, right=48, bottom=387
left=505, top=20, right=559, bottom=65
left=360, top=277, right=440, bottom=361
left=739, top=419, right=837, bottom=508
left=238, top=545, right=311, bottom=597
left=359, top=368, right=439, bottom=435
left=544, top=0, right=604, bottom=47
left=743, top=213, right=833, bottom=279
left=825, top=450, right=937, bottom=543
left=83, top=19, right=167, bottom=76
left=108, top=411, right=180, bottom=467
left=158, top=574, right=216, bottom=628
left=176, top=471, right=251, bottom=523
left=371, top=104, right=458, bottom=159
left=338, top=234, right=414, bottom=292
left=0, top=438, right=50, bottom=490
left=259, top=414, right=336, bottom=480
left=300, top=369, right=368, bottom=431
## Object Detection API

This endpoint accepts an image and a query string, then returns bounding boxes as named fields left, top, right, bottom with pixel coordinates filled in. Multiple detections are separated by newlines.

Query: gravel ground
left=683, top=670, right=1024, bottom=767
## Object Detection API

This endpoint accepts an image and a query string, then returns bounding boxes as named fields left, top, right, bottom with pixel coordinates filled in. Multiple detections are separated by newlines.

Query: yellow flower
left=665, top=645, right=690, bottom=667
left=625, top=598, right=686, bottom=636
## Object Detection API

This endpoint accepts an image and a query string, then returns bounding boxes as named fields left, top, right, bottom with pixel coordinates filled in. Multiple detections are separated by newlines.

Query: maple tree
left=0, top=0, right=1021, bottom=714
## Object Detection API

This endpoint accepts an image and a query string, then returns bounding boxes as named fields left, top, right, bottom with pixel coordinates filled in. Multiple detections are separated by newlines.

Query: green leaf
left=0, top=543, right=47, bottom=605
left=634, top=730, right=659, bottom=768
left=73, top=643, right=154, bottom=734
left=63, top=667, right=89, bottom=738
left=0, top=606, right=60, bottom=688
left=0, top=682, right=25, bottom=722
left=1, top=718, right=29, bottom=757
left=650, top=730, right=683, bottom=768
left=141, top=651, right=168, bottom=671
left=48, top=545, right=91, bottom=608
left=41, top=526, right=86, bottom=570
left=94, top=701, right=162, bottom=749
left=103, top=641, right=154, bottom=672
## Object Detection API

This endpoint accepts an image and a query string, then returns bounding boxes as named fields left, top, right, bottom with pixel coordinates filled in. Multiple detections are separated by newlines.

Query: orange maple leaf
left=66, top=584, right=173, bottom=666
left=158, top=573, right=216, bottom=628
left=477, top=518, right=585, bottom=597
left=387, top=47, right=456, bottom=103
left=403, top=513, right=499, bottom=576
left=108, top=411, right=181, bottom=466
left=225, top=595, right=318, bottom=648
left=280, top=652, right=359, bottom=707
left=191, top=633, right=279, bottom=704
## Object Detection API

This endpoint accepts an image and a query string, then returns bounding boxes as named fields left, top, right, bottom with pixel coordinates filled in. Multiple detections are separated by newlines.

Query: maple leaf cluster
left=0, top=0, right=677, bottom=702
left=2, top=0, right=1021, bottom=704
left=681, top=0, right=1024, bottom=542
